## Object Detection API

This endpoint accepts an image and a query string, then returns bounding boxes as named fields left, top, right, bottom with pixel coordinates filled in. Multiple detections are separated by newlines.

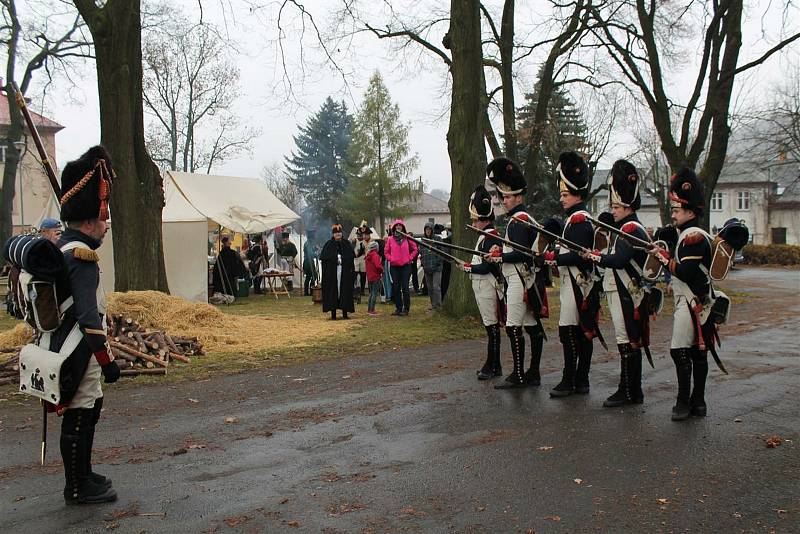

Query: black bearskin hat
left=486, top=157, right=526, bottom=195
left=468, top=185, right=494, bottom=221
left=669, top=167, right=705, bottom=215
left=59, top=145, right=114, bottom=223
left=608, top=159, right=641, bottom=210
left=597, top=211, right=615, bottom=227
left=556, top=152, right=589, bottom=198
left=542, top=217, right=563, bottom=237
left=719, top=218, right=749, bottom=250
left=654, top=225, right=679, bottom=252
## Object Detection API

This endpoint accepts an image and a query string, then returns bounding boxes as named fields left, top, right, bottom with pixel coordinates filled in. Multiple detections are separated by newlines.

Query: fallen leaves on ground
left=223, top=516, right=249, bottom=528
left=656, top=498, right=670, bottom=505
left=286, top=520, right=300, bottom=527
left=224, top=417, right=238, bottom=424
left=399, top=506, right=427, bottom=517
left=470, top=429, right=522, bottom=445
left=544, top=515, right=561, bottom=521
left=765, top=435, right=782, bottom=448
left=574, top=478, right=583, bottom=485
left=327, top=501, right=367, bottom=517
left=537, top=446, right=554, bottom=452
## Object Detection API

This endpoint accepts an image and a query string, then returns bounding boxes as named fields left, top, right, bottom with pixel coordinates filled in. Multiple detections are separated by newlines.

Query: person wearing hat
left=543, top=151, right=602, bottom=398
left=582, top=159, right=652, bottom=408
left=352, top=221, right=371, bottom=297
left=649, top=167, right=714, bottom=421
left=484, top=158, right=547, bottom=389
left=39, top=218, right=64, bottom=244
left=277, top=230, right=298, bottom=291
left=47, top=146, right=120, bottom=504
left=319, top=224, right=355, bottom=319
left=459, top=185, right=505, bottom=380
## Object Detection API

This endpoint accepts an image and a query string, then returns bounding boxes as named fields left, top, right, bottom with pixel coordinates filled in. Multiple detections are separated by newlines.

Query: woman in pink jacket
left=383, top=219, right=418, bottom=316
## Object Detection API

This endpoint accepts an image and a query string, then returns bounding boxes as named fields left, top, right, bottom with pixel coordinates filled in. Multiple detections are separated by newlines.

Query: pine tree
left=517, top=68, right=590, bottom=219
left=341, top=72, right=420, bottom=237
left=285, top=97, right=355, bottom=224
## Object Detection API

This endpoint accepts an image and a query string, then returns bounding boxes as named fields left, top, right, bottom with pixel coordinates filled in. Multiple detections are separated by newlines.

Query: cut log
left=169, top=352, right=190, bottom=363
left=109, top=341, right=168, bottom=368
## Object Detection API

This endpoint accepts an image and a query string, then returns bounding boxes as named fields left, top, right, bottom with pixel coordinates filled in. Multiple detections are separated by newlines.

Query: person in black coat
left=320, top=224, right=356, bottom=319
left=213, top=236, right=246, bottom=296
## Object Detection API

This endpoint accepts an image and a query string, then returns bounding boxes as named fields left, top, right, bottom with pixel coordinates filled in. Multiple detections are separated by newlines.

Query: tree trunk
left=74, top=0, right=169, bottom=292
left=443, top=0, right=486, bottom=317
left=499, top=0, right=516, bottom=160
left=0, top=3, right=22, bottom=244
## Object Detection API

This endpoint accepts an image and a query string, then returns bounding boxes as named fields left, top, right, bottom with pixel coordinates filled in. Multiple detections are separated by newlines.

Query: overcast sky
left=18, top=0, right=800, bottom=193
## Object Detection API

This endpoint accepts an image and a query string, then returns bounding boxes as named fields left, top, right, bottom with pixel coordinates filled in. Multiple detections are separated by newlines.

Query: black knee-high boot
left=523, top=325, right=543, bottom=386
left=551, top=326, right=579, bottom=398
left=86, top=398, right=112, bottom=489
left=478, top=324, right=502, bottom=380
left=603, top=344, right=644, bottom=407
left=670, top=348, right=693, bottom=421
left=690, top=349, right=709, bottom=416
left=574, top=332, right=593, bottom=394
left=61, top=408, right=117, bottom=505
left=495, top=326, right=526, bottom=389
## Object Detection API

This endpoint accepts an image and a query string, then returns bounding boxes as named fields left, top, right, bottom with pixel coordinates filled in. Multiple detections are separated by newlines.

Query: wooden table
left=255, top=272, right=293, bottom=299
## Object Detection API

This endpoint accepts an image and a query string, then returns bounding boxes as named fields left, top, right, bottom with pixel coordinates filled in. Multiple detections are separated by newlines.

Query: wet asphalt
left=0, top=267, right=798, bottom=533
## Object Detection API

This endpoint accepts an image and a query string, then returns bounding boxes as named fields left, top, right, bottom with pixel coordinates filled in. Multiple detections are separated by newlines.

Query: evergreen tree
left=341, top=72, right=420, bottom=237
left=516, top=68, right=591, bottom=219
left=285, top=97, right=355, bottom=224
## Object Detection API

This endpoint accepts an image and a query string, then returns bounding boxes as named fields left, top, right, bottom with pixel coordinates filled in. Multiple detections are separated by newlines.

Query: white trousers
left=471, top=276, right=501, bottom=326
left=558, top=271, right=580, bottom=327
left=605, top=290, right=629, bottom=344
left=671, top=295, right=696, bottom=349
left=505, top=271, right=536, bottom=327
left=71, top=356, right=102, bottom=409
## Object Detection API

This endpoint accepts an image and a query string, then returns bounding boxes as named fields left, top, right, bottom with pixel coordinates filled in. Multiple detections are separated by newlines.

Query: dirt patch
left=469, top=429, right=523, bottom=445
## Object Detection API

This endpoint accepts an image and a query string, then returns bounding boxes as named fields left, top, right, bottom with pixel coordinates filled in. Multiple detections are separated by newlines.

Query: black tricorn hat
left=556, top=152, right=589, bottom=198
left=608, top=159, right=641, bottom=210
left=669, top=167, right=705, bottom=215
left=487, top=157, right=526, bottom=195
left=59, top=145, right=114, bottom=222
left=468, top=185, right=494, bottom=220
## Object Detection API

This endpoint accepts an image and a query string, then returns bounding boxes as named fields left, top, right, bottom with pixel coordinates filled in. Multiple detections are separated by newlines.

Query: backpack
left=3, top=234, right=69, bottom=333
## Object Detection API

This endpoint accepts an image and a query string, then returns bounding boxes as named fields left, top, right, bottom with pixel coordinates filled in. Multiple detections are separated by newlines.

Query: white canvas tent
left=97, top=171, right=300, bottom=302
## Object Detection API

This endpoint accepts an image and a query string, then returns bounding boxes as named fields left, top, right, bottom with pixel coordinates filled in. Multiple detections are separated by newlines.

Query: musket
left=12, top=82, right=61, bottom=198
left=466, top=225, right=536, bottom=258
left=510, top=217, right=590, bottom=255
left=585, top=214, right=652, bottom=249
left=396, top=231, right=466, bottom=267
left=420, top=237, right=484, bottom=257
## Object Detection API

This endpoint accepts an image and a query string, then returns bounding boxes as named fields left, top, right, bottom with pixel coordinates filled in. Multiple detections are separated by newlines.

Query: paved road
left=1, top=267, right=798, bottom=533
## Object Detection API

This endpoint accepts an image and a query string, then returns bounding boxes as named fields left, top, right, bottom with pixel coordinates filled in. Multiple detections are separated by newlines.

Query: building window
left=710, top=192, right=723, bottom=211
left=736, top=191, right=750, bottom=211
left=771, top=228, right=787, bottom=245
left=428, top=217, right=435, bottom=224
left=0, top=145, right=5, bottom=164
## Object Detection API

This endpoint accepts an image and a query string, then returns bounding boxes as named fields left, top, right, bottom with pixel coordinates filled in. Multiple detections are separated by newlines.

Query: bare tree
left=0, top=0, right=92, bottom=242
left=142, top=14, right=257, bottom=174
left=588, top=0, right=800, bottom=226
left=261, top=162, right=304, bottom=216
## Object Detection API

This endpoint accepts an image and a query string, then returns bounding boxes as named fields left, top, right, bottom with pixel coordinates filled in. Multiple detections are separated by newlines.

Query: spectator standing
left=419, top=222, right=443, bottom=310
left=38, top=218, right=63, bottom=244
left=383, top=219, right=418, bottom=316
left=365, top=240, right=383, bottom=316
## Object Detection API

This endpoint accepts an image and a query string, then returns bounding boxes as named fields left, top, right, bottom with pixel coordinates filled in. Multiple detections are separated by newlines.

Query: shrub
left=741, top=244, right=800, bottom=265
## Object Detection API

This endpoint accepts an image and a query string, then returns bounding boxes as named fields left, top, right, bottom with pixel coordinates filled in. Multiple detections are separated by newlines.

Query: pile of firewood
left=0, top=349, right=19, bottom=386
left=107, top=315, right=204, bottom=377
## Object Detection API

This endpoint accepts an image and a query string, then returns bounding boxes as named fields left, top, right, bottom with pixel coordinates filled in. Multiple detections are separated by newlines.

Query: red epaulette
left=569, top=212, right=587, bottom=224
left=683, top=231, right=705, bottom=246
left=487, top=228, right=499, bottom=236
left=513, top=212, right=530, bottom=223
left=621, top=222, right=638, bottom=234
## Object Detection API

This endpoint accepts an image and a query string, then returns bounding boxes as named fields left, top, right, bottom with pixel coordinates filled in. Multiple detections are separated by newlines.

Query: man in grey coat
left=420, top=222, right=443, bottom=310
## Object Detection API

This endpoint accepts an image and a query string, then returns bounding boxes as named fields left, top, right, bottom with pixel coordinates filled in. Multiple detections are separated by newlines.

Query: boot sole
left=549, top=389, right=573, bottom=398
left=494, top=382, right=527, bottom=390
left=65, top=489, right=118, bottom=505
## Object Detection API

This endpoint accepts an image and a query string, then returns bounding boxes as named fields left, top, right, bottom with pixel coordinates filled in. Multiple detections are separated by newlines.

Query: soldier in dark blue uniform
left=584, top=160, right=652, bottom=407
left=544, top=152, right=601, bottom=398
left=50, top=146, right=120, bottom=504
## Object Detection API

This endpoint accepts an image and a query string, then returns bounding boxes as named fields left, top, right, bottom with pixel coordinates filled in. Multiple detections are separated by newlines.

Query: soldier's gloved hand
left=484, top=250, right=503, bottom=263
left=461, top=263, right=472, bottom=273
left=101, top=361, right=120, bottom=384
left=543, top=250, right=557, bottom=266
left=585, top=249, right=602, bottom=263
left=649, top=245, right=671, bottom=266
left=94, top=348, right=120, bottom=383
